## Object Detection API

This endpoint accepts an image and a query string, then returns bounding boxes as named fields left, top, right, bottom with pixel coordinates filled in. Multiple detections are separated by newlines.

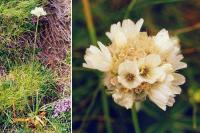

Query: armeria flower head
left=83, top=19, right=187, bottom=111
left=31, top=7, right=47, bottom=18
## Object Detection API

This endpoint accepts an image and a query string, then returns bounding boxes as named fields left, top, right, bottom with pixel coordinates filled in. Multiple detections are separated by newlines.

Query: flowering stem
left=32, top=17, right=39, bottom=63
left=31, top=17, right=39, bottom=113
left=82, top=0, right=97, bottom=44
left=124, top=0, right=137, bottom=19
left=101, top=90, right=113, bottom=133
left=193, top=104, right=197, bottom=129
left=131, top=105, right=141, bottom=133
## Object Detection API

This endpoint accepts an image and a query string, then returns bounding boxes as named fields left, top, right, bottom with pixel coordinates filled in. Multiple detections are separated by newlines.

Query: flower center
left=140, top=66, right=149, bottom=77
left=125, top=73, right=135, bottom=82
left=134, top=82, right=151, bottom=94
left=134, top=87, right=144, bottom=94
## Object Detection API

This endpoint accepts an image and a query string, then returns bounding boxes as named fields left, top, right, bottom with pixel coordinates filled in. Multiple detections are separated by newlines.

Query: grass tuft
left=0, top=62, right=54, bottom=111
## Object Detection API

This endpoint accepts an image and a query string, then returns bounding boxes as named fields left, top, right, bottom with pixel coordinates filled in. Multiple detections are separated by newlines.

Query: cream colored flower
left=31, top=7, right=47, bottom=17
left=148, top=73, right=181, bottom=111
left=137, top=54, right=163, bottom=84
left=118, top=60, right=141, bottom=89
left=83, top=18, right=187, bottom=111
left=112, top=88, right=135, bottom=109
left=106, top=19, right=143, bottom=47
left=83, top=42, right=112, bottom=72
left=154, top=29, right=174, bottom=53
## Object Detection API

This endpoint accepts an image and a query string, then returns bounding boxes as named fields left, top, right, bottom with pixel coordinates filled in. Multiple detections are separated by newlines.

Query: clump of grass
left=0, top=62, right=54, bottom=111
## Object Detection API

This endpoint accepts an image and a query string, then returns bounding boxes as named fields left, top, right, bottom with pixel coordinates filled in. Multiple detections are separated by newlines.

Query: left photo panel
left=0, top=0, right=71, bottom=132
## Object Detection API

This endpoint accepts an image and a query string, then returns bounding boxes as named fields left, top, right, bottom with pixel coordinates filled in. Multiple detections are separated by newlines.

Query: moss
left=0, top=62, right=55, bottom=110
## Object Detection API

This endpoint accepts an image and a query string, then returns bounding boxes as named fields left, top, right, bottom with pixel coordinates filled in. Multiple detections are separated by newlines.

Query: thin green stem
left=193, top=104, right=197, bottom=129
left=31, top=17, right=39, bottom=113
left=32, top=17, right=39, bottom=63
left=131, top=105, right=141, bottom=133
left=101, top=90, right=113, bottom=133
left=124, top=0, right=137, bottom=19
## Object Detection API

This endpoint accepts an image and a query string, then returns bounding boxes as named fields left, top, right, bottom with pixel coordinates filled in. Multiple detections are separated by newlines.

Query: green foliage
left=0, top=0, right=45, bottom=40
left=48, top=112, right=71, bottom=133
left=1, top=0, right=39, bottom=19
left=0, top=62, right=54, bottom=111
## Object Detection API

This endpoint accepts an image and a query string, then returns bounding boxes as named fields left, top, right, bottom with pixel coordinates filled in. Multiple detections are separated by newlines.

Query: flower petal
left=145, top=54, right=161, bottom=67
left=135, top=18, right=144, bottom=32
left=172, top=73, right=186, bottom=85
left=154, top=29, right=173, bottom=52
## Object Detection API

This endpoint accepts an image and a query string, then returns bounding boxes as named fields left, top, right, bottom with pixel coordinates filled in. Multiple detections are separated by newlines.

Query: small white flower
left=118, top=60, right=141, bottom=89
left=147, top=72, right=185, bottom=111
left=148, top=82, right=175, bottom=111
left=154, top=29, right=174, bottom=53
left=112, top=88, right=135, bottom=109
left=83, top=41, right=112, bottom=72
left=122, top=19, right=144, bottom=38
left=106, top=19, right=144, bottom=47
left=31, top=7, right=47, bottom=17
left=137, top=54, right=163, bottom=84
left=106, top=22, right=127, bottom=47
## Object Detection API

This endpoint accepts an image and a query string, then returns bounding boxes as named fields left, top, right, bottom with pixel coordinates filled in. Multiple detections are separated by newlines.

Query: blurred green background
left=72, top=0, right=200, bottom=132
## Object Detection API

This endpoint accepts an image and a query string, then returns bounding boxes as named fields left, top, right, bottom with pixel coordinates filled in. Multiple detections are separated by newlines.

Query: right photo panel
left=73, top=0, right=200, bottom=133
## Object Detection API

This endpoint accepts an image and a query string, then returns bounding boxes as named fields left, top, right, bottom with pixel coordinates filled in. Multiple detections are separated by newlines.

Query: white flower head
left=83, top=18, right=187, bottom=111
left=31, top=7, right=47, bottom=17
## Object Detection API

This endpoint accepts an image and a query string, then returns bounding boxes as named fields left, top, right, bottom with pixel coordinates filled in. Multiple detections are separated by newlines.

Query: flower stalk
left=101, top=90, right=113, bottom=133
left=32, top=17, right=39, bottom=63
left=30, top=6, right=47, bottom=113
left=132, top=105, right=141, bottom=133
